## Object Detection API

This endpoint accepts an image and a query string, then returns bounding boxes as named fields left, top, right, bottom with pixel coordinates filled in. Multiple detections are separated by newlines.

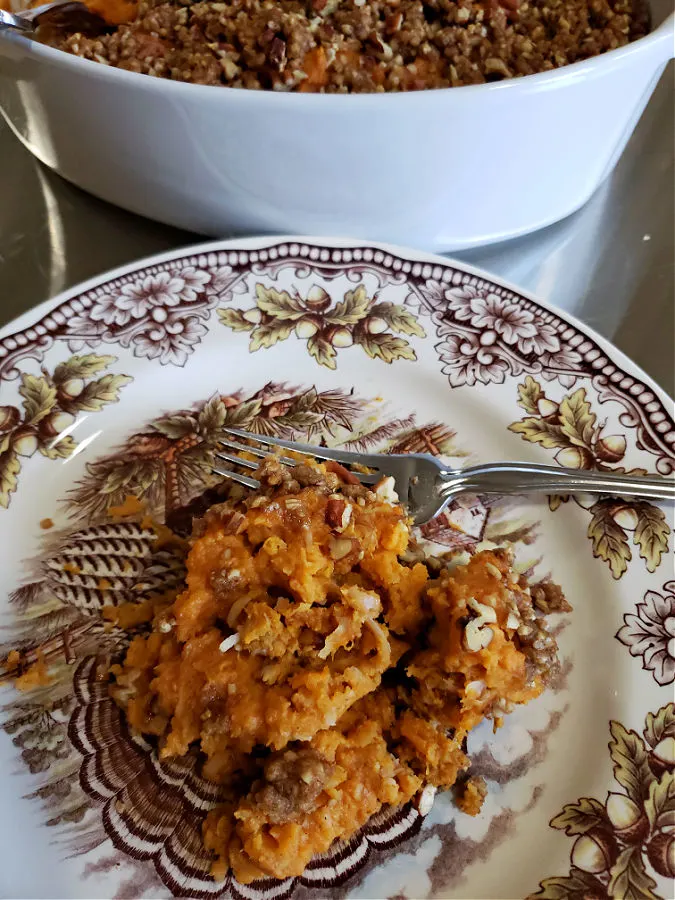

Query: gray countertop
left=1, top=64, right=673, bottom=395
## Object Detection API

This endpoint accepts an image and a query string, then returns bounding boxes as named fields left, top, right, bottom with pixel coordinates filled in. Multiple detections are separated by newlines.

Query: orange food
left=103, top=599, right=156, bottom=629
left=407, top=550, right=546, bottom=737
left=1, top=650, right=24, bottom=688
left=109, top=494, right=145, bottom=518
left=299, top=47, right=328, bottom=92
left=86, top=0, right=137, bottom=25
left=222, top=698, right=422, bottom=881
left=2, top=649, right=22, bottom=673
left=15, top=652, right=51, bottom=691
left=18, top=0, right=138, bottom=24
left=457, top=775, right=488, bottom=817
left=108, top=455, right=566, bottom=883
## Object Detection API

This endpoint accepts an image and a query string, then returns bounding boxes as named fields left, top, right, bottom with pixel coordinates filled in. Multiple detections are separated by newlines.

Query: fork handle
left=440, top=462, right=675, bottom=502
left=0, top=9, right=34, bottom=31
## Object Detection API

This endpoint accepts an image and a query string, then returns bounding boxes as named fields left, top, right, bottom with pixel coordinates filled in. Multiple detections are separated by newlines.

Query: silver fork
left=0, top=1, right=106, bottom=35
left=213, top=428, right=675, bottom=525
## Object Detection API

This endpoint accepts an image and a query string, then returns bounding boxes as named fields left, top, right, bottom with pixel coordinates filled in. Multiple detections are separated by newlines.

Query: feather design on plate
left=2, top=520, right=186, bottom=673
left=0, top=513, right=187, bottom=847
left=68, top=650, right=427, bottom=899
left=69, top=656, right=226, bottom=897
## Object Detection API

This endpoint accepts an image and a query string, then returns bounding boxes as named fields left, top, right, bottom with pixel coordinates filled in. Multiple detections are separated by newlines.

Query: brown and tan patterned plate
left=0, top=238, right=673, bottom=900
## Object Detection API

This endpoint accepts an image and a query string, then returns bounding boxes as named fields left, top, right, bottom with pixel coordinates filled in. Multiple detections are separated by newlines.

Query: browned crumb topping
left=46, top=0, right=649, bottom=93
left=530, top=579, right=572, bottom=614
left=456, top=774, right=488, bottom=815
left=251, top=747, right=336, bottom=823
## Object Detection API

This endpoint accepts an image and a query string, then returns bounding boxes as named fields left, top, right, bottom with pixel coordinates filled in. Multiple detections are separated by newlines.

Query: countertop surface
left=1, top=64, right=673, bottom=396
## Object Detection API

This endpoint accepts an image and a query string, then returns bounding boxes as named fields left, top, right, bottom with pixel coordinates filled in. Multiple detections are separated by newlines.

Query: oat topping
left=46, top=0, right=649, bottom=92
left=218, top=632, right=241, bottom=652
left=375, top=475, right=399, bottom=503
left=416, top=783, right=437, bottom=815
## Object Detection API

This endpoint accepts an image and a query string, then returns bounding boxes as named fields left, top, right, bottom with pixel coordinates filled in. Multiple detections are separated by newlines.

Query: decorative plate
left=0, top=238, right=673, bottom=900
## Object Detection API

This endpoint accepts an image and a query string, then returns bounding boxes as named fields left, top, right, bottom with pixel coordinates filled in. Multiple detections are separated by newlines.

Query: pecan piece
left=531, top=581, right=572, bottom=613
left=385, top=11, right=403, bottom=33
left=324, top=459, right=360, bottom=485
left=325, top=497, right=352, bottom=531
left=268, top=36, right=287, bottom=69
left=329, top=536, right=354, bottom=560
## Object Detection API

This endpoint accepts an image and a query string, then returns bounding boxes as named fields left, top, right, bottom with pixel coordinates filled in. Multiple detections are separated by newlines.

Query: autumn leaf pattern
left=588, top=502, right=634, bottom=580
left=644, top=704, right=675, bottom=748
left=549, top=798, right=610, bottom=836
left=0, top=436, right=20, bottom=511
left=307, top=333, right=337, bottom=369
left=218, top=282, right=424, bottom=369
left=645, top=774, right=675, bottom=832
left=531, top=704, right=675, bottom=900
left=609, top=721, right=655, bottom=804
left=0, top=355, right=132, bottom=510
left=528, top=869, right=607, bottom=899
left=608, top=847, right=659, bottom=900
left=632, top=504, right=671, bottom=573
left=509, top=376, right=671, bottom=579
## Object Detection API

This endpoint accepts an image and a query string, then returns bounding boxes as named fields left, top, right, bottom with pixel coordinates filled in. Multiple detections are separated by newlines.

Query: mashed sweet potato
left=109, top=454, right=567, bottom=883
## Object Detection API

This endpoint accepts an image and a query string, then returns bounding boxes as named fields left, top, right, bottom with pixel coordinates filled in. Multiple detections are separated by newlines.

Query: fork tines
left=213, top=427, right=380, bottom=490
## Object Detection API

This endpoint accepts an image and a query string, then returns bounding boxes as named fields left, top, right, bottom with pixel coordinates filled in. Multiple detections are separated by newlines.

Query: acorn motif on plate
left=218, top=282, right=425, bottom=369
left=533, top=703, right=675, bottom=900
left=509, top=376, right=671, bottom=579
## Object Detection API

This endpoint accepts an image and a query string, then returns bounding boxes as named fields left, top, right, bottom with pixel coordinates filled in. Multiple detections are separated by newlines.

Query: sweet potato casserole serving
left=106, top=454, right=570, bottom=883
left=42, top=0, right=650, bottom=91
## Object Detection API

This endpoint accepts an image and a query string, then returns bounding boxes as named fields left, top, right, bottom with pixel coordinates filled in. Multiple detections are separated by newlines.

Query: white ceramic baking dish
left=0, top=2, right=672, bottom=251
